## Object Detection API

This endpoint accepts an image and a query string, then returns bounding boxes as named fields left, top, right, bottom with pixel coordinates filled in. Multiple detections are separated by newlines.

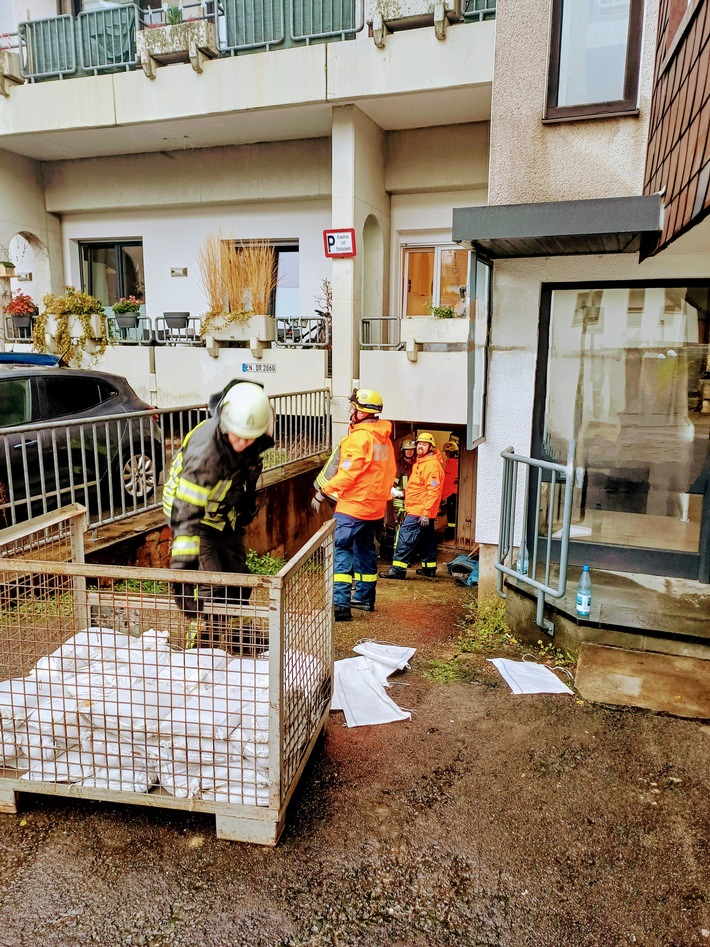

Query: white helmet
left=218, top=382, right=271, bottom=439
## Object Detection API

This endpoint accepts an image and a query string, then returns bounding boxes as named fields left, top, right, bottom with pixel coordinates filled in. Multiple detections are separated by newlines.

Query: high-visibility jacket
left=322, top=417, right=396, bottom=520
left=404, top=449, right=445, bottom=518
left=442, top=455, right=459, bottom=500
left=163, top=416, right=273, bottom=568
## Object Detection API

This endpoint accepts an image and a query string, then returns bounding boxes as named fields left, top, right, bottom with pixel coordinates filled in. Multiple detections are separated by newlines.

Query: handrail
left=360, top=317, right=402, bottom=350
left=495, top=440, right=576, bottom=634
left=290, top=0, right=364, bottom=42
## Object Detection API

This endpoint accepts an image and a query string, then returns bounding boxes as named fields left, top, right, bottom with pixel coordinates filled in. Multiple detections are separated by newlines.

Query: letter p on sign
left=323, top=229, right=356, bottom=258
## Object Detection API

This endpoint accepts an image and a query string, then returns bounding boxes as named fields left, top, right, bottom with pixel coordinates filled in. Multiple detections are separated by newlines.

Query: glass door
left=534, top=282, right=710, bottom=580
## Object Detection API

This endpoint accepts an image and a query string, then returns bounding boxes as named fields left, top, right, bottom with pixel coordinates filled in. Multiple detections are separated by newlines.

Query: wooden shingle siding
left=643, top=0, right=710, bottom=253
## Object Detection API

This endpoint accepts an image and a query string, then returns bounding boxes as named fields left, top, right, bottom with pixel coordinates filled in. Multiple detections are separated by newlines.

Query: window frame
left=79, top=240, right=144, bottom=308
left=400, top=242, right=471, bottom=318
left=544, top=0, right=645, bottom=123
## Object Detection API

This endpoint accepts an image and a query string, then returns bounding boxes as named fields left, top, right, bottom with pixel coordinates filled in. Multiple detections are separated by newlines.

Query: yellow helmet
left=442, top=440, right=459, bottom=453
left=401, top=439, right=416, bottom=451
left=349, top=388, right=383, bottom=415
left=416, top=432, right=437, bottom=447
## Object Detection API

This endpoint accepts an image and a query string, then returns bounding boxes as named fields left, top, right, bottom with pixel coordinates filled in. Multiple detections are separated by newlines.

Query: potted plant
left=198, top=234, right=277, bottom=345
left=33, top=286, right=111, bottom=366
left=135, top=3, right=218, bottom=79
left=3, top=290, right=39, bottom=337
left=112, top=295, right=142, bottom=329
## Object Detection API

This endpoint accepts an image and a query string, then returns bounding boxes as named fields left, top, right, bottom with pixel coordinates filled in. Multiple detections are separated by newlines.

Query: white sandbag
left=0, top=678, right=41, bottom=723
left=237, top=702, right=269, bottom=735
left=24, top=696, right=83, bottom=746
left=78, top=684, right=181, bottom=734
left=352, top=641, right=416, bottom=671
left=0, top=724, right=17, bottom=765
left=202, top=786, right=269, bottom=806
left=90, top=731, right=160, bottom=762
left=22, top=749, right=91, bottom=783
left=80, top=765, right=157, bottom=793
left=157, top=755, right=202, bottom=798
left=159, top=685, right=242, bottom=741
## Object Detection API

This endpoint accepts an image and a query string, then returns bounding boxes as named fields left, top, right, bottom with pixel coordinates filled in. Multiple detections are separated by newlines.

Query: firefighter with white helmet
left=380, top=431, right=444, bottom=580
left=312, top=387, right=396, bottom=621
left=163, top=380, right=274, bottom=638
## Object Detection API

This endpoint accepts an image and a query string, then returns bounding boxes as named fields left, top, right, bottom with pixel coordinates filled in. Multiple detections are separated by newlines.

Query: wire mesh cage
left=0, top=512, right=334, bottom=844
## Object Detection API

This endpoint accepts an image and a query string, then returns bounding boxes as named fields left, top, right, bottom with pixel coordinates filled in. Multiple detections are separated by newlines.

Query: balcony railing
left=12, top=0, right=489, bottom=83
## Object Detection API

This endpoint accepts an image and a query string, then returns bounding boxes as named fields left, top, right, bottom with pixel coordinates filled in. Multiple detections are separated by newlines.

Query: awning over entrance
left=452, top=195, right=663, bottom=259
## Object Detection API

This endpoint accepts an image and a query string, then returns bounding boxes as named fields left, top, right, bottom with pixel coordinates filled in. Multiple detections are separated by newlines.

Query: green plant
left=166, top=5, right=182, bottom=25
left=425, top=302, right=456, bottom=319
left=536, top=639, right=577, bottom=667
left=424, top=658, right=462, bottom=684
left=458, top=593, right=517, bottom=653
left=112, top=296, right=142, bottom=314
left=246, top=548, right=286, bottom=575
left=33, top=287, right=110, bottom=365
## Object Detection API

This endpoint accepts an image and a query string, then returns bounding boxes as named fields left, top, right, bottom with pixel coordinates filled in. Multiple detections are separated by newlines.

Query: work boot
left=334, top=606, right=353, bottom=622
left=350, top=599, right=374, bottom=612
left=379, top=569, right=407, bottom=580
left=416, top=568, right=438, bottom=577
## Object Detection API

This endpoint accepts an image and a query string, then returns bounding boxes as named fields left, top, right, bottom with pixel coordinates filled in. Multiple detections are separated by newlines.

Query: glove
left=390, top=487, right=404, bottom=499
left=311, top=490, right=325, bottom=513
left=418, top=515, right=430, bottom=527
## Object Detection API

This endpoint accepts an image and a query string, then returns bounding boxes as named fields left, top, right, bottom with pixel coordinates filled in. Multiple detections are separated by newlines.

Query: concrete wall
left=488, top=0, right=659, bottom=205
left=0, top=148, right=62, bottom=325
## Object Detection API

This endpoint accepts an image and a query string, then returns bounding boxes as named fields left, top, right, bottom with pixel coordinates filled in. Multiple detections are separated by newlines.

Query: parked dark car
left=0, top=354, right=163, bottom=527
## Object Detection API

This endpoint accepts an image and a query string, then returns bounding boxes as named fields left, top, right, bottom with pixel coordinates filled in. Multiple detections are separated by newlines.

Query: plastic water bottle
left=515, top=548, right=528, bottom=575
left=576, top=565, right=592, bottom=617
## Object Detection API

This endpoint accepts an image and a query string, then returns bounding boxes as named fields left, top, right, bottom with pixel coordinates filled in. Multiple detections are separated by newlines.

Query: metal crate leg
left=215, top=812, right=284, bottom=846
left=0, top=787, right=18, bottom=814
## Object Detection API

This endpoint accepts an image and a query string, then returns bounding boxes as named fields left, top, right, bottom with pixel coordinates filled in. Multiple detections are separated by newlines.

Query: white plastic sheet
left=487, top=658, right=574, bottom=695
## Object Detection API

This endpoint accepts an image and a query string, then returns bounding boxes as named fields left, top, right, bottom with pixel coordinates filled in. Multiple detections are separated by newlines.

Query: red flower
left=3, top=291, right=39, bottom=317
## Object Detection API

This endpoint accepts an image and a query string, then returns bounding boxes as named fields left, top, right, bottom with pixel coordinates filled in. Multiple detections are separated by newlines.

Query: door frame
left=532, top=280, right=710, bottom=583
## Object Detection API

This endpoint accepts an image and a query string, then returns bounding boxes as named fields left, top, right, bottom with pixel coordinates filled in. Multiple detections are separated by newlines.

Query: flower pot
left=115, top=314, right=140, bottom=329
left=204, top=314, right=276, bottom=343
left=136, top=20, right=218, bottom=78
left=165, top=312, right=190, bottom=330
left=10, top=315, right=33, bottom=329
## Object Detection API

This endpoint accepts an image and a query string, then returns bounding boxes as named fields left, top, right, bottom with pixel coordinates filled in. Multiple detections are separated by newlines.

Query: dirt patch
left=0, top=571, right=708, bottom=947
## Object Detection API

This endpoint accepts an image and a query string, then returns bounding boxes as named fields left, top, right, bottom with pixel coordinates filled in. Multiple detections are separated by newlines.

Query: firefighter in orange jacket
left=311, top=388, right=396, bottom=621
left=379, top=432, right=444, bottom=579
left=441, top=439, right=459, bottom=540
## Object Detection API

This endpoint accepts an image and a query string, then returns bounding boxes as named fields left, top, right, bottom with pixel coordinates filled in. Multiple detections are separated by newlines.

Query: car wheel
left=121, top=451, right=156, bottom=499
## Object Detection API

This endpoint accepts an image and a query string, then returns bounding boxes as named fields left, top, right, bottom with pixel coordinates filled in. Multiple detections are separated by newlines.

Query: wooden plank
left=575, top=643, right=710, bottom=719
left=456, top=447, right=477, bottom=549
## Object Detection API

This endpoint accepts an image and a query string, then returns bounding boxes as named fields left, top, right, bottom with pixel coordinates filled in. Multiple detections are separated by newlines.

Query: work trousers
left=333, top=513, right=379, bottom=609
left=390, top=513, right=438, bottom=576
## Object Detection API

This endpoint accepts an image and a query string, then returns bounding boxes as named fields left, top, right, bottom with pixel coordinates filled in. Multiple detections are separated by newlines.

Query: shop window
left=80, top=241, right=144, bottom=308
left=402, top=246, right=470, bottom=317
left=545, top=0, right=644, bottom=121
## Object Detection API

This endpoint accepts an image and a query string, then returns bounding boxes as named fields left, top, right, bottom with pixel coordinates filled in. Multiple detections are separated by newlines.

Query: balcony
left=5, top=0, right=493, bottom=85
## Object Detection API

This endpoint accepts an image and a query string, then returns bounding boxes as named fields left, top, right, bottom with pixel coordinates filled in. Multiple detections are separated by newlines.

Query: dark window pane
left=0, top=379, right=31, bottom=426
left=41, top=378, right=107, bottom=418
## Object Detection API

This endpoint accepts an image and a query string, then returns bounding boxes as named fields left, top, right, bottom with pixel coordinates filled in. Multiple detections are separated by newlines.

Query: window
left=402, top=245, right=470, bottom=317
left=545, top=0, right=644, bottom=121
left=40, top=378, right=114, bottom=420
left=273, top=245, right=299, bottom=316
left=80, top=241, right=144, bottom=308
left=0, top=379, right=31, bottom=427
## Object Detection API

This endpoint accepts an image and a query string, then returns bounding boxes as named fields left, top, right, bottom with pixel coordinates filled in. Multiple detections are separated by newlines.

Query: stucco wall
left=488, top=0, right=660, bottom=205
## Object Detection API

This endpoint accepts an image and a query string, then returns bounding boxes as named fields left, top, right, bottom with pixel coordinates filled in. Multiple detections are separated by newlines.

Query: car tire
left=121, top=450, right=157, bottom=500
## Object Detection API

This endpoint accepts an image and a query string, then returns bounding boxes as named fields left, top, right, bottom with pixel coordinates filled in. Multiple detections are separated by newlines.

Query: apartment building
left=0, top=0, right=708, bottom=590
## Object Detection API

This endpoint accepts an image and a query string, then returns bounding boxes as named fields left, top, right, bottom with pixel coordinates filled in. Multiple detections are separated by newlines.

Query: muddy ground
left=0, top=569, right=708, bottom=947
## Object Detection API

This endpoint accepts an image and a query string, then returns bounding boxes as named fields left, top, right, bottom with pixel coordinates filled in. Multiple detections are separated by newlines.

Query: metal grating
left=0, top=516, right=334, bottom=843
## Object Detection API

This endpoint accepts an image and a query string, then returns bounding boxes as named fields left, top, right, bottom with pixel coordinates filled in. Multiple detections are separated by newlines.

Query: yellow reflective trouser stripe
left=334, top=573, right=353, bottom=584
left=172, top=535, right=200, bottom=557
left=360, top=574, right=377, bottom=583
left=422, top=560, right=437, bottom=568
left=353, top=572, right=361, bottom=581
left=393, top=560, right=408, bottom=569
left=176, top=477, right=210, bottom=507
left=448, top=521, right=456, bottom=528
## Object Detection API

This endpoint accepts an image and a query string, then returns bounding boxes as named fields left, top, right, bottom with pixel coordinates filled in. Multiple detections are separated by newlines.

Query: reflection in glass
left=542, top=285, right=710, bottom=553
left=558, top=0, right=631, bottom=107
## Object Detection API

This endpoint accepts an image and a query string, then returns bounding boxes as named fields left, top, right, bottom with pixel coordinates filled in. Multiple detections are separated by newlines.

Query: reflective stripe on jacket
left=322, top=418, right=396, bottom=520
left=405, top=449, right=445, bottom=518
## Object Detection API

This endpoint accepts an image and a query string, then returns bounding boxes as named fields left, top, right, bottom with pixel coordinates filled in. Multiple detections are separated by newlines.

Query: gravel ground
left=0, top=572, right=708, bottom=947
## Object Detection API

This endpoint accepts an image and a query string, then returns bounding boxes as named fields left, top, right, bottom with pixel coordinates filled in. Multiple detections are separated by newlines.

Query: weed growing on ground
left=535, top=639, right=577, bottom=667
left=458, top=594, right=518, bottom=653
left=424, top=659, right=463, bottom=683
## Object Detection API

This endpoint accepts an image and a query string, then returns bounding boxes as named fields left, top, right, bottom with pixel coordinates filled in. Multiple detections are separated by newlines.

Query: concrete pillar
left=330, top=105, right=391, bottom=442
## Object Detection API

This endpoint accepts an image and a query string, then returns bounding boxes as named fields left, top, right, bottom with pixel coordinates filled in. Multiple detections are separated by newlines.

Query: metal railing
left=78, top=4, right=138, bottom=74
left=19, top=15, right=76, bottom=80
left=495, top=441, right=576, bottom=635
left=220, top=0, right=285, bottom=52
left=274, top=315, right=330, bottom=348
left=0, top=389, right=330, bottom=531
left=290, top=0, right=364, bottom=42
left=360, top=317, right=402, bottom=350
left=463, top=0, right=496, bottom=21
